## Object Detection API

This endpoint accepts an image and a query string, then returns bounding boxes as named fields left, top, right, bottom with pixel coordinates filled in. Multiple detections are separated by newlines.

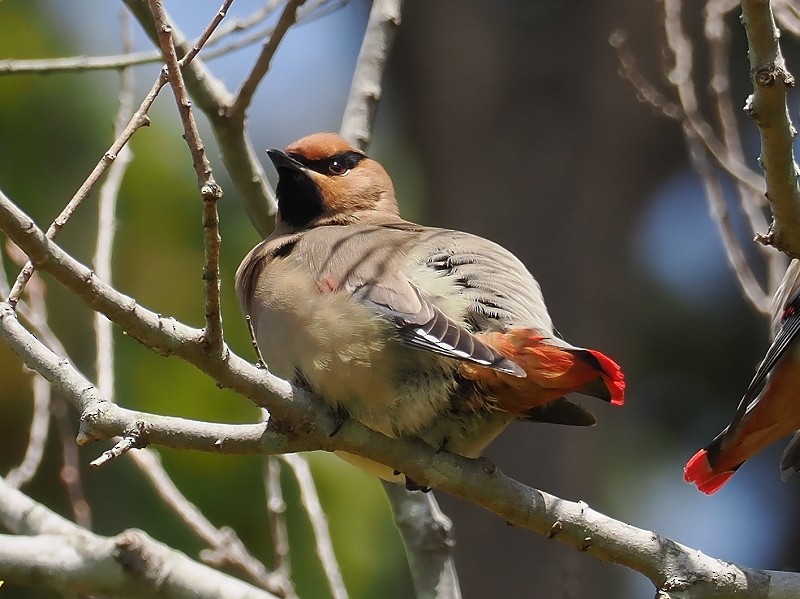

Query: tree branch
left=147, top=0, right=226, bottom=357
left=228, top=0, right=306, bottom=122
left=741, top=0, right=800, bottom=256
left=5, top=187, right=800, bottom=596
left=340, top=0, right=403, bottom=149
left=0, top=477, right=279, bottom=599
left=381, top=483, right=461, bottom=599
left=123, top=0, right=277, bottom=236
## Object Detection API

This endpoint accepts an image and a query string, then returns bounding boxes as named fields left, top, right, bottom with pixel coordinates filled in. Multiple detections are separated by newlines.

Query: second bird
left=235, top=133, right=626, bottom=485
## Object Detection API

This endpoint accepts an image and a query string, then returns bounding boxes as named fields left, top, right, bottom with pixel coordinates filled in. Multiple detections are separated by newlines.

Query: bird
left=235, top=132, right=626, bottom=486
left=684, top=259, right=800, bottom=494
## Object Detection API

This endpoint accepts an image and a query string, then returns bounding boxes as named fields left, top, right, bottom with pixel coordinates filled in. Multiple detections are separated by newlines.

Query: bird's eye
left=327, top=159, right=349, bottom=176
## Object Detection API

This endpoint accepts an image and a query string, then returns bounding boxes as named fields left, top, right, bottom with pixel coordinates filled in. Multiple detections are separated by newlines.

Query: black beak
left=266, top=148, right=305, bottom=172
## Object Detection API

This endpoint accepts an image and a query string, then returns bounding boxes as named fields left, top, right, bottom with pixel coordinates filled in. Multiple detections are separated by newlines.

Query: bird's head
left=267, top=133, right=399, bottom=229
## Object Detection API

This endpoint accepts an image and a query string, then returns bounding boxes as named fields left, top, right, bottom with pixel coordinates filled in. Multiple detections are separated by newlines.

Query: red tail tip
left=684, top=449, right=734, bottom=495
left=587, top=350, right=626, bottom=406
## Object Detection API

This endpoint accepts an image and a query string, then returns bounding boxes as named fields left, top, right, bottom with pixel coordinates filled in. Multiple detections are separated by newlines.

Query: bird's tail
left=683, top=441, right=739, bottom=495
left=459, top=328, right=625, bottom=417
left=684, top=390, right=800, bottom=494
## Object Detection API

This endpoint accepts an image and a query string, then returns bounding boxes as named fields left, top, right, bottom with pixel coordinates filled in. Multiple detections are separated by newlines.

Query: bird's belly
left=252, top=275, right=457, bottom=438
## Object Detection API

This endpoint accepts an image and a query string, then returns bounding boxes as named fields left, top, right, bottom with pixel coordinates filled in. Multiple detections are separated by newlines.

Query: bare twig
left=4, top=373, right=51, bottom=489
left=94, top=11, right=135, bottom=399
left=6, top=0, right=236, bottom=310
left=5, top=78, right=156, bottom=308
left=0, top=252, right=51, bottom=490
left=90, top=426, right=145, bottom=467
left=685, top=127, right=772, bottom=313
left=281, top=454, right=348, bottom=599
left=147, top=0, right=226, bottom=357
left=340, top=0, right=403, bottom=149
left=123, top=0, right=276, bottom=235
left=263, top=454, right=297, bottom=598
left=228, top=0, right=306, bottom=122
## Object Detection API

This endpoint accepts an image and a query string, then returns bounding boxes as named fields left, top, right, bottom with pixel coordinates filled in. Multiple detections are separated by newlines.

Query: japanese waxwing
left=235, top=133, right=626, bottom=485
left=685, top=259, right=800, bottom=494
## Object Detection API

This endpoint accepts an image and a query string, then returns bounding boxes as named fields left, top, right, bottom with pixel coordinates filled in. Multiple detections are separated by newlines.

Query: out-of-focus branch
left=281, top=454, right=348, bottom=599
left=614, top=0, right=794, bottom=315
left=228, top=0, right=306, bottom=122
left=0, top=476, right=280, bottom=599
left=381, top=482, right=461, bottom=599
left=4, top=373, right=50, bottom=489
left=94, top=10, right=135, bottom=399
left=339, top=0, right=403, bottom=149
left=4, top=80, right=155, bottom=309
left=262, top=455, right=297, bottom=598
left=741, top=0, right=800, bottom=256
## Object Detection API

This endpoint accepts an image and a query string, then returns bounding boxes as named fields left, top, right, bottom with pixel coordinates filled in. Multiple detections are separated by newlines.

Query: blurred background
left=0, top=0, right=796, bottom=597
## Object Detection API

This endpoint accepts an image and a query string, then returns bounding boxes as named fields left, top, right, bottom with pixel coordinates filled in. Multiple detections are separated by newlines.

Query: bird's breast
left=248, top=261, right=460, bottom=438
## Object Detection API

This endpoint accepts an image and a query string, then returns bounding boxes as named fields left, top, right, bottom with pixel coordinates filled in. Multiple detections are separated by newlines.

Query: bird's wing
left=727, top=291, right=800, bottom=434
left=305, top=223, right=526, bottom=377
left=348, top=268, right=525, bottom=377
left=412, top=229, right=554, bottom=334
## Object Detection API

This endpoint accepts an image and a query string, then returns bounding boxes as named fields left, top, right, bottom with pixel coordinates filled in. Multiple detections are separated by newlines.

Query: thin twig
left=685, top=127, right=771, bottom=314
left=263, top=453, right=297, bottom=598
left=0, top=0, right=338, bottom=77
left=281, top=454, right=348, bottom=599
left=0, top=252, right=51, bottom=490
left=94, top=10, right=135, bottom=399
left=228, top=0, right=306, bottom=122
left=5, top=78, right=158, bottom=308
left=340, top=0, right=403, bottom=149
left=147, top=0, right=225, bottom=357
left=5, top=373, right=51, bottom=489
left=4, top=245, right=94, bottom=527
left=182, top=0, right=237, bottom=66
left=123, top=0, right=275, bottom=235
left=6, top=0, right=233, bottom=310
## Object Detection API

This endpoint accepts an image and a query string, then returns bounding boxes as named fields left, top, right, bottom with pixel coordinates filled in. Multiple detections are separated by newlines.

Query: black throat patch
left=276, top=166, right=325, bottom=228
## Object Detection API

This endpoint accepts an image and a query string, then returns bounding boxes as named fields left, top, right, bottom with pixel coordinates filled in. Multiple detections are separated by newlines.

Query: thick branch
left=741, top=0, right=800, bottom=256
left=0, top=477, right=278, bottom=599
